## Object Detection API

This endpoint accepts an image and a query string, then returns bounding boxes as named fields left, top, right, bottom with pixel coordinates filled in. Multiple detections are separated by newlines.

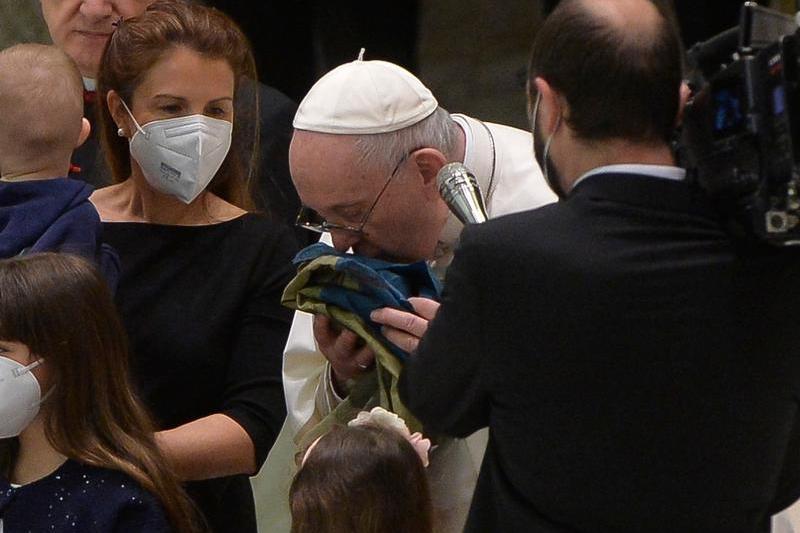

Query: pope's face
left=289, top=131, right=447, bottom=264
left=40, top=0, right=154, bottom=78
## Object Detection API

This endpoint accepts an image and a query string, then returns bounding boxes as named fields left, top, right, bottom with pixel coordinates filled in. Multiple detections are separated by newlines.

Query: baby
left=0, top=43, right=116, bottom=282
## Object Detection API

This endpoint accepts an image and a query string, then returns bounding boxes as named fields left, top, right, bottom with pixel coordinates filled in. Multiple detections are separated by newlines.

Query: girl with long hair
left=0, top=253, right=200, bottom=532
left=290, top=409, right=433, bottom=533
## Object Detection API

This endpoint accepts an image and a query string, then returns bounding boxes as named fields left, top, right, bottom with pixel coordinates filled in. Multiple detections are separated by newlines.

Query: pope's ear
left=412, top=148, right=447, bottom=189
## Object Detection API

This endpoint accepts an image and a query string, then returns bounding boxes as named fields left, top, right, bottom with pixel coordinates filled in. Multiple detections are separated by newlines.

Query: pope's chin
left=374, top=245, right=434, bottom=265
left=353, top=243, right=410, bottom=264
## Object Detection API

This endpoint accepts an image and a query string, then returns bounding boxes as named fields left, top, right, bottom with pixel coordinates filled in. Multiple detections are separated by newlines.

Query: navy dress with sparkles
left=0, top=459, right=171, bottom=532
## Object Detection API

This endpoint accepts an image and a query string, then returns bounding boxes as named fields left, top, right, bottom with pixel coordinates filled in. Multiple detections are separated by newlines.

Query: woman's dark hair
left=528, top=0, right=683, bottom=143
left=97, top=0, right=259, bottom=210
left=289, top=424, right=433, bottom=533
left=0, top=253, right=201, bottom=533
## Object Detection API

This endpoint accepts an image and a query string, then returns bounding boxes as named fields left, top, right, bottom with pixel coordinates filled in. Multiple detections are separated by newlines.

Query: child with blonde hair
left=0, top=44, right=116, bottom=282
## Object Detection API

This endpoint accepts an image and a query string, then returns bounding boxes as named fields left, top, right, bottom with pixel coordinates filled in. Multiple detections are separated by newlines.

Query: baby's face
left=40, top=0, right=154, bottom=78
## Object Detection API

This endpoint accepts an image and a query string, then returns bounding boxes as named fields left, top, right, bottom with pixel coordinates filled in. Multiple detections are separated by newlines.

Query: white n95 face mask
left=121, top=100, right=233, bottom=204
left=0, top=356, right=44, bottom=438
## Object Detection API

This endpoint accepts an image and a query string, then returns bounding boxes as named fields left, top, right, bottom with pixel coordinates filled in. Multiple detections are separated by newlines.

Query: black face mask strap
left=543, top=112, right=566, bottom=199
left=532, top=92, right=567, bottom=200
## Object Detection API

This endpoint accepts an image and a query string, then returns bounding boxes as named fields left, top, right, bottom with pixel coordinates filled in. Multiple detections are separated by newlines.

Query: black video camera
left=681, top=2, right=800, bottom=245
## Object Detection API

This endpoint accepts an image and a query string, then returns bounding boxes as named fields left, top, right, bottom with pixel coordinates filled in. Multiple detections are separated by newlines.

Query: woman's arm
left=155, top=224, right=297, bottom=481
left=155, top=414, right=255, bottom=480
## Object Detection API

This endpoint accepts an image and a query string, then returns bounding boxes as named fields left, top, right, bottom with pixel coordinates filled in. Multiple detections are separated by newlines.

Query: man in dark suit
left=399, top=0, right=800, bottom=531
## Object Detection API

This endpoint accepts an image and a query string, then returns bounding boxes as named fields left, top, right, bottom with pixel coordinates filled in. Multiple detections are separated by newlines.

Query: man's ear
left=107, top=90, right=132, bottom=137
left=75, top=117, right=91, bottom=148
left=411, top=148, right=447, bottom=194
left=675, top=81, right=691, bottom=127
left=532, top=77, right=562, bottom=136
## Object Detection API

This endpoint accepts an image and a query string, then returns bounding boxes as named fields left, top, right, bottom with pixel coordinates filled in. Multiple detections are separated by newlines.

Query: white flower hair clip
left=349, top=407, right=432, bottom=467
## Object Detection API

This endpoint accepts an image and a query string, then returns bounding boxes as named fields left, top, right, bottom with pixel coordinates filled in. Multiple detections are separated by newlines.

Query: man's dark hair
left=528, top=0, right=683, bottom=144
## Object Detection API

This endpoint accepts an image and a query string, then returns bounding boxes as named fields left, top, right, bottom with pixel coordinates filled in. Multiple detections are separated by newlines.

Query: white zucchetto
left=293, top=52, right=438, bottom=135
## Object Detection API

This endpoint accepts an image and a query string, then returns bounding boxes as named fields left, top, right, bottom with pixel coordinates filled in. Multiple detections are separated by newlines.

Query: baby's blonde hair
left=0, top=44, right=83, bottom=174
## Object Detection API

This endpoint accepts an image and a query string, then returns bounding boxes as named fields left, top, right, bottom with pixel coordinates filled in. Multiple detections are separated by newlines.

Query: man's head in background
left=40, top=0, right=154, bottom=79
left=0, top=44, right=90, bottom=179
left=528, top=0, right=684, bottom=196
left=289, top=59, right=464, bottom=263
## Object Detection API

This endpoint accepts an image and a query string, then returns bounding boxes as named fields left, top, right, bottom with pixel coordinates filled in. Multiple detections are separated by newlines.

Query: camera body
left=681, top=2, right=800, bottom=245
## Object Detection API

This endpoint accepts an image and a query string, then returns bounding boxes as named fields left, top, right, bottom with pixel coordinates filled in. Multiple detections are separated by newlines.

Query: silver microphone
left=436, top=162, right=488, bottom=224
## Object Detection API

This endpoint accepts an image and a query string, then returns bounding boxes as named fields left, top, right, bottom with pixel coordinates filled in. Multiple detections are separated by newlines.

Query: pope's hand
left=370, top=297, right=441, bottom=354
left=313, top=315, right=375, bottom=394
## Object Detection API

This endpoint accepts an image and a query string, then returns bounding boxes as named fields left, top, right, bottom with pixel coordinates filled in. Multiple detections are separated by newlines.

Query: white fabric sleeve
left=281, top=310, right=328, bottom=435
left=282, top=309, right=349, bottom=439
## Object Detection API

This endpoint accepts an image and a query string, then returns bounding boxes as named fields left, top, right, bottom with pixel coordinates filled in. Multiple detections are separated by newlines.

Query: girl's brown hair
left=0, top=253, right=201, bottom=533
left=289, top=424, right=433, bottom=533
left=97, top=0, right=259, bottom=210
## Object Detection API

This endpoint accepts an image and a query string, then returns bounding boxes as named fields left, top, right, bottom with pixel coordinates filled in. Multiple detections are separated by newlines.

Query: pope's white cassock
left=252, top=112, right=556, bottom=533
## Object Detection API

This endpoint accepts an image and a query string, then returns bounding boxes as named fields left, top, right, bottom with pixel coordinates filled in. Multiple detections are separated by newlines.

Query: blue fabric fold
left=290, top=243, right=443, bottom=360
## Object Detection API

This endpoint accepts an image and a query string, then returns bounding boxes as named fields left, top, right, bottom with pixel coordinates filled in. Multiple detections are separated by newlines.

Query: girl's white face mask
left=0, top=356, right=44, bottom=438
left=121, top=100, right=233, bottom=204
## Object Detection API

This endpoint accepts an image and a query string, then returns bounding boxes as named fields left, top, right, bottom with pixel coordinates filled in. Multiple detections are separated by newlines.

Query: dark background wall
left=209, top=0, right=788, bottom=130
left=0, top=0, right=795, bottom=130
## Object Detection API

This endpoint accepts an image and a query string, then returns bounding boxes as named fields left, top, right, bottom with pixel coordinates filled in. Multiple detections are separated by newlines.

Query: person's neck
left=105, top=175, right=208, bottom=224
left=0, top=161, right=70, bottom=182
left=11, top=415, right=67, bottom=485
left=453, top=121, right=467, bottom=164
left=92, top=170, right=244, bottom=225
left=561, top=137, right=676, bottom=192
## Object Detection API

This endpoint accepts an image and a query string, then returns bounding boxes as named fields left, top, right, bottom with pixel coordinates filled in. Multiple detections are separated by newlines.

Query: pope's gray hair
left=354, top=107, right=459, bottom=176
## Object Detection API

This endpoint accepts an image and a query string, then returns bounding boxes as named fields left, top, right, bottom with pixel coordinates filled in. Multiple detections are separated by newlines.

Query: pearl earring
left=117, top=128, right=125, bottom=137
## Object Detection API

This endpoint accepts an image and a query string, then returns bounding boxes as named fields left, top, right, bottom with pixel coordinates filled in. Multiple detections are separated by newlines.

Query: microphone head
left=436, top=162, right=488, bottom=224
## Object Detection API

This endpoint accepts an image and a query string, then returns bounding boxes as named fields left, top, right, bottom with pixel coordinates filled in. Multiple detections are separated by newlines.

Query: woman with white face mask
left=89, top=2, right=298, bottom=532
left=0, top=253, right=200, bottom=533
